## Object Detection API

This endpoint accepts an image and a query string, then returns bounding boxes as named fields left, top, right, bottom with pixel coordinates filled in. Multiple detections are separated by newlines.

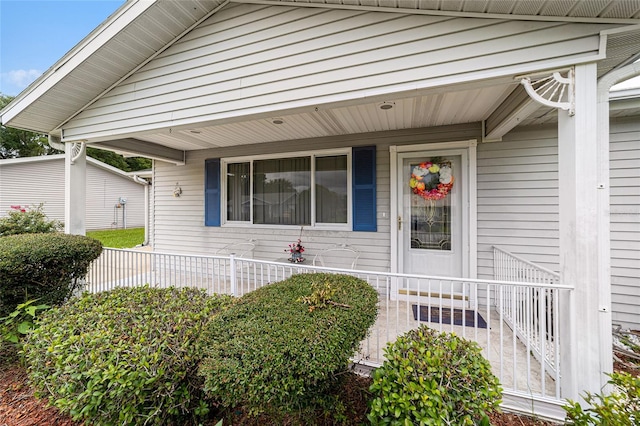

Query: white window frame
left=221, top=148, right=352, bottom=230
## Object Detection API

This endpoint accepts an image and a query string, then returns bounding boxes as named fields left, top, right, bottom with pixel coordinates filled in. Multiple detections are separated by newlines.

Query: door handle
left=398, top=215, right=403, bottom=231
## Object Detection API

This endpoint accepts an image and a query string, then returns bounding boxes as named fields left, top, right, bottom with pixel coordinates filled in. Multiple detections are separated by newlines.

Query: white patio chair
left=211, top=240, right=257, bottom=294
left=215, top=239, right=256, bottom=258
left=312, top=244, right=360, bottom=270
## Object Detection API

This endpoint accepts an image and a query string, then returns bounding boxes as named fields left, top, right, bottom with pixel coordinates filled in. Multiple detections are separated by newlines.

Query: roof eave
left=0, top=0, right=154, bottom=131
left=241, top=0, right=640, bottom=25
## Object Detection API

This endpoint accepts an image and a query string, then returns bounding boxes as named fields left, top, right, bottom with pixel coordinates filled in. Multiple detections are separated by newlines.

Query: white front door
left=397, top=148, right=469, bottom=280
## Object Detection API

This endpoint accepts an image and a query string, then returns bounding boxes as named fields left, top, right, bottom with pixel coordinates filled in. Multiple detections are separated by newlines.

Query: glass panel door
left=400, top=153, right=462, bottom=279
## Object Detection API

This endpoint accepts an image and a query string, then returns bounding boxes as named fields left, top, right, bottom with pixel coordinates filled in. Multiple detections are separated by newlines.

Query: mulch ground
left=0, top=359, right=558, bottom=426
left=0, top=364, right=77, bottom=426
left=2, top=341, right=637, bottom=426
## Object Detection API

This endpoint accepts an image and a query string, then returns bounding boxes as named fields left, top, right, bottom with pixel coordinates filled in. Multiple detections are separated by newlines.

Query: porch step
left=398, top=289, right=469, bottom=301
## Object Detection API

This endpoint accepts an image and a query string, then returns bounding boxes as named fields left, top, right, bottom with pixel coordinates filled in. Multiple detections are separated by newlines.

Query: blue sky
left=0, top=0, right=638, bottom=98
left=0, top=0, right=125, bottom=97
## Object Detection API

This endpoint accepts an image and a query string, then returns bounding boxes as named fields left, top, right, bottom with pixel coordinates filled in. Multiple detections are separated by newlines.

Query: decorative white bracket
left=520, top=68, right=575, bottom=116
left=70, top=141, right=86, bottom=165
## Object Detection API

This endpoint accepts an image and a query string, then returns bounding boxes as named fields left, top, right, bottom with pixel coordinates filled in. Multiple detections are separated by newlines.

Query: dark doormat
left=411, top=305, right=488, bottom=329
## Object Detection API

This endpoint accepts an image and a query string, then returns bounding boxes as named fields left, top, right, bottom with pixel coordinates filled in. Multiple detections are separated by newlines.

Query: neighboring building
left=0, top=154, right=149, bottom=231
left=1, top=0, right=639, bottom=416
left=608, top=87, right=640, bottom=331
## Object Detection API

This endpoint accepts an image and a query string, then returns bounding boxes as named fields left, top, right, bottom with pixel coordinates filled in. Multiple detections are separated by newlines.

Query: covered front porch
left=49, top=55, right=631, bottom=426
left=49, top=60, right=625, bottom=419
left=86, top=244, right=570, bottom=419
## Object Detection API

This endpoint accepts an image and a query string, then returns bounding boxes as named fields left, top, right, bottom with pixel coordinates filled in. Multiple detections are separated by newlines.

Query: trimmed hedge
left=368, top=325, right=502, bottom=425
left=0, top=233, right=102, bottom=316
left=198, top=273, right=379, bottom=417
left=24, top=286, right=234, bottom=426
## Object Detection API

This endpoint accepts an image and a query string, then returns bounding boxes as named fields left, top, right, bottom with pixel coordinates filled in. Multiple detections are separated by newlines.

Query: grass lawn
left=86, top=227, right=145, bottom=248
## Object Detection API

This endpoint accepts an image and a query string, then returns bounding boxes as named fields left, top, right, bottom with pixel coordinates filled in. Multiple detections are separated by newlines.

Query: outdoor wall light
left=173, top=183, right=182, bottom=197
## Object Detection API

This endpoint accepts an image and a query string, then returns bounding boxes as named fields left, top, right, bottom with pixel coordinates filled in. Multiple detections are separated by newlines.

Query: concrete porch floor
left=359, top=300, right=559, bottom=399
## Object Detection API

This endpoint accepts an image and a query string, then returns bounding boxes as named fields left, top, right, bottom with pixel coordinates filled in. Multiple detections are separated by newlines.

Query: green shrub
left=563, top=372, right=640, bottom=425
left=0, top=233, right=102, bottom=316
left=368, top=325, right=502, bottom=425
left=0, top=299, right=50, bottom=367
left=23, top=286, right=234, bottom=426
left=198, top=273, right=378, bottom=417
left=1, top=299, right=49, bottom=345
left=0, top=204, right=62, bottom=236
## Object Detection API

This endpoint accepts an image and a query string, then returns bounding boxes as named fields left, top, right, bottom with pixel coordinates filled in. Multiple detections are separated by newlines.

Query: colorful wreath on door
left=409, top=158, right=454, bottom=201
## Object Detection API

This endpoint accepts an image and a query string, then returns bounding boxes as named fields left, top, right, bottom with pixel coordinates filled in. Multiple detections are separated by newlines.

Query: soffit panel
left=535, top=1, right=574, bottom=17
left=283, top=0, right=640, bottom=20
left=600, top=1, right=640, bottom=19
left=599, top=30, right=640, bottom=77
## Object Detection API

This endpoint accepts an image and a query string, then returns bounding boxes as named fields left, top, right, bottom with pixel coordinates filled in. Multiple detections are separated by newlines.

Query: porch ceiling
left=124, top=80, right=516, bottom=151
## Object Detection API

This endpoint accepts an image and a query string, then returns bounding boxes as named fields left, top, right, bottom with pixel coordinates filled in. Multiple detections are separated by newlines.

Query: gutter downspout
left=132, top=174, right=151, bottom=246
left=48, top=134, right=65, bottom=151
left=595, top=61, right=640, bottom=387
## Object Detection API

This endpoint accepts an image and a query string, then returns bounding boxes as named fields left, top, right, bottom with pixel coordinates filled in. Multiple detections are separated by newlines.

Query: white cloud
left=7, top=69, right=42, bottom=87
left=0, top=69, right=42, bottom=96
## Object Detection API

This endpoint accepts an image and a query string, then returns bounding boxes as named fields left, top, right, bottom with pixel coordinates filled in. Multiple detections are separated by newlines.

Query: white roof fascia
left=126, top=169, right=152, bottom=179
left=0, top=0, right=154, bottom=127
left=610, top=87, right=640, bottom=99
left=0, top=153, right=145, bottom=185
left=0, top=154, right=64, bottom=166
left=234, top=0, right=640, bottom=24
left=86, top=157, right=148, bottom=184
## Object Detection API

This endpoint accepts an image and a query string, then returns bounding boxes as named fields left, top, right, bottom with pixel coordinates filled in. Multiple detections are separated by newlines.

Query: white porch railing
left=86, top=247, right=572, bottom=418
left=493, top=246, right=561, bottom=379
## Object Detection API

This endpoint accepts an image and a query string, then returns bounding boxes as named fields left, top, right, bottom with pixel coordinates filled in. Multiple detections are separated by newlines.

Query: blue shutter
left=352, top=146, right=377, bottom=232
left=205, top=158, right=221, bottom=226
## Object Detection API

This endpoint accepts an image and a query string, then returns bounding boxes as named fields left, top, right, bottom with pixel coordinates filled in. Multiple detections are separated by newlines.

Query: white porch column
left=557, top=63, right=611, bottom=400
left=64, top=142, right=87, bottom=235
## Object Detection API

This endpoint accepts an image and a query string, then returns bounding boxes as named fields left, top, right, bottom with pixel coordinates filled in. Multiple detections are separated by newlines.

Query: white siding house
left=2, top=0, right=639, bottom=418
left=0, top=155, right=148, bottom=231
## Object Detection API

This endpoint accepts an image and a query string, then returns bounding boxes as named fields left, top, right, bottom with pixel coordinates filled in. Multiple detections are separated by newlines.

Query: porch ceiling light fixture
left=272, top=118, right=284, bottom=125
left=379, top=102, right=395, bottom=110
left=189, top=130, right=202, bottom=134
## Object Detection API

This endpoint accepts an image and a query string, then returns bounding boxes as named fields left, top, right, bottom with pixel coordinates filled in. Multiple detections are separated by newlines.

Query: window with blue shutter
left=352, top=146, right=377, bottom=232
left=204, top=158, right=221, bottom=226
left=207, top=148, right=376, bottom=230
